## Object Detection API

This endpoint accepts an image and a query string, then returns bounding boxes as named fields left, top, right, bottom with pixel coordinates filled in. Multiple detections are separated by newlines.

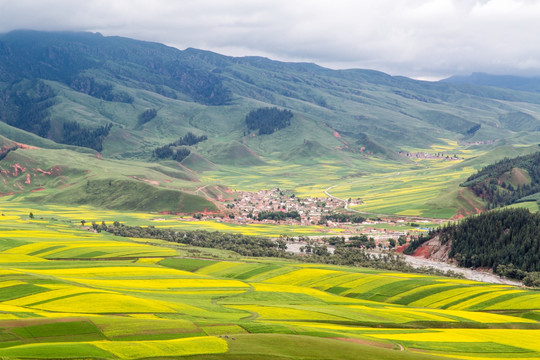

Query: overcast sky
left=1, top=0, right=540, bottom=80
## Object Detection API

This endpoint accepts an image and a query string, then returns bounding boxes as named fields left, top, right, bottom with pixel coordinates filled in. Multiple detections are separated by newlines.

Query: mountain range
left=2, top=30, right=540, bottom=215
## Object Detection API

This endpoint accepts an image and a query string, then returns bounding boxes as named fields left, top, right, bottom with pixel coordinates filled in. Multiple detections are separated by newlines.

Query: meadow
left=1, top=204, right=539, bottom=359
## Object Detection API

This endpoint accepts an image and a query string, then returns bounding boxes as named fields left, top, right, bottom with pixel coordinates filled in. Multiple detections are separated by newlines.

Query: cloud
left=1, top=0, right=540, bottom=78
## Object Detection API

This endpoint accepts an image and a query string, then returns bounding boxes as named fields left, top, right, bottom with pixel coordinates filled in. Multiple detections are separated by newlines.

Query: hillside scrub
left=137, top=108, right=158, bottom=126
left=152, top=132, right=207, bottom=160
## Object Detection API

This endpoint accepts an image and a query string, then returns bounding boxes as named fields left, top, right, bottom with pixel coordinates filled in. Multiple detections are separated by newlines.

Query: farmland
left=1, top=205, right=540, bottom=359
left=200, top=140, right=540, bottom=219
left=3, top=29, right=540, bottom=360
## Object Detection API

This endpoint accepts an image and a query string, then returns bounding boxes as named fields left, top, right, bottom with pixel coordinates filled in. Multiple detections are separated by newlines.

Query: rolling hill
left=461, top=151, right=540, bottom=209
left=3, top=30, right=540, bottom=158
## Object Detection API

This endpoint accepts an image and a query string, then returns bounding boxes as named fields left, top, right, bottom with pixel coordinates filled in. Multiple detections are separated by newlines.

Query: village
left=189, top=188, right=443, bottom=250
left=398, top=151, right=462, bottom=160
left=227, top=188, right=356, bottom=225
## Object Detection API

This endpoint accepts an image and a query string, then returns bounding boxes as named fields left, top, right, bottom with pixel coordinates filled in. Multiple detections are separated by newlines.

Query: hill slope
left=2, top=30, right=540, bottom=161
left=461, top=151, right=540, bottom=209
left=3, top=31, right=540, bottom=216
left=442, top=72, right=540, bottom=93
left=0, top=141, right=216, bottom=213
left=415, top=208, right=540, bottom=286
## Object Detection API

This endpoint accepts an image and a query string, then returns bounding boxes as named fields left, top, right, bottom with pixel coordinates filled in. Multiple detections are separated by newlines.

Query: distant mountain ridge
left=442, top=72, right=540, bottom=93
left=2, top=30, right=540, bottom=162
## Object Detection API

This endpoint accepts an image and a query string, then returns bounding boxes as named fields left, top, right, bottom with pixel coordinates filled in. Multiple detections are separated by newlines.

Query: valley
left=1, top=30, right=540, bottom=359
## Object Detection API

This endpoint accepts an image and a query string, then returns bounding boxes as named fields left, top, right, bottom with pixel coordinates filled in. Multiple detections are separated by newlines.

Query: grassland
left=0, top=203, right=539, bottom=359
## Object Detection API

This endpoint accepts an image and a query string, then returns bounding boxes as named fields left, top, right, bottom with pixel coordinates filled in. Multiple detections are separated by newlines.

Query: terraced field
left=1, top=206, right=540, bottom=359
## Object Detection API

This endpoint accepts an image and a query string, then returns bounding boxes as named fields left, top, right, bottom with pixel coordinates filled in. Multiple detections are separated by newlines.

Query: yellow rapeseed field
left=228, top=304, right=348, bottom=322
left=448, top=289, right=525, bottom=310
left=71, top=278, right=250, bottom=290
left=251, top=282, right=361, bottom=304
left=367, top=329, right=540, bottom=353
left=27, top=293, right=175, bottom=314
left=408, top=287, right=492, bottom=308
left=29, top=266, right=197, bottom=278
left=4, top=286, right=110, bottom=306
left=0, top=280, right=25, bottom=288
left=345, top=305, right=454, bottom=323
left=0, top=254, right=47, bottom=262
left=136, top=258, right=163, bottom=264
left=23, top=336, right=228, bottom=360
left=484, top=294, right=540, bottom=310
left=265, top=268, right=342, bottom=286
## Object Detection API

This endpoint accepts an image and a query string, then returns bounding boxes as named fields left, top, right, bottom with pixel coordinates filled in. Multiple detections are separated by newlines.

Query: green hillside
left=0, top=143, right=215, bottom=213
left=462, top=150, right=540, bottom=209
left=3, top=30, right=540, bottom=160
left=3, top=31, right=540, bottom=216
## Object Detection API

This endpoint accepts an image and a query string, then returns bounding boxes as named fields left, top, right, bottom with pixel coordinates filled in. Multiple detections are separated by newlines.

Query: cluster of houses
left=225, top=188, right=361, bottom=225
left=398, top=151, right=461, bottom=160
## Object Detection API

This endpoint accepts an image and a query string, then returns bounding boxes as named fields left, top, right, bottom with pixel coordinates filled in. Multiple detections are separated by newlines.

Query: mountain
left=3, top=30, right=540, bottom=215
left=2, top=30, right=540, bottom=160
left=406, top=207, right=540, bottom=285
left=442, top=72, right=540, bottom=93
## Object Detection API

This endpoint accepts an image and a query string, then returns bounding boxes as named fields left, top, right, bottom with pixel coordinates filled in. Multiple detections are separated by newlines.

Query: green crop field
left=0, top=204, right=539, bottom=359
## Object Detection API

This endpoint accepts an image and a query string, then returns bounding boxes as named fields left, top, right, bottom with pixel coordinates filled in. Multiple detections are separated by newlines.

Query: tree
left=245, top=107, right=293, bottom=135
left=138, top=108, right=157, bottom=126
left=276, top=239, right=287, bottom=251
left=29, top=212, right=34, bottom=219
left=81, top=220, right=86, bottom=226
left=388, top=238, right=396, bottom=248
left=174, top=148, right=191, bottom=162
